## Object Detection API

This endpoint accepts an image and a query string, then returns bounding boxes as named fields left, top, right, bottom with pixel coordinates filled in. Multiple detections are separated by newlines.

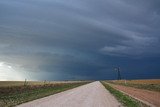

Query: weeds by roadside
left=0, top=82, right=89, bottom=107
left=101, top=81, right=148, bottom=107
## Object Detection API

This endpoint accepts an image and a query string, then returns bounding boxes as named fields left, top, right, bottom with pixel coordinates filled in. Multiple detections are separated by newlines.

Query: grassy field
left=0, top=81, right=90, bottom=107
left=108, top=79, right=160, bottom=92
left=0, top=81, right=85, bottom=87
left=112, top=79, right=160, bottom=84
left=101, top=81, right=148, bottom=107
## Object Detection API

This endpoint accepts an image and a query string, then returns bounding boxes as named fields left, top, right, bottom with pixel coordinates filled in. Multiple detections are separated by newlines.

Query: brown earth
left=110, top=84, right=160, bottom=107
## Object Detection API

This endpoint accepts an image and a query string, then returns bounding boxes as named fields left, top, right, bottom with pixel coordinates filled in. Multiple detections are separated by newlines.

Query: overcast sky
left=0, top=0, right=160, bottom=81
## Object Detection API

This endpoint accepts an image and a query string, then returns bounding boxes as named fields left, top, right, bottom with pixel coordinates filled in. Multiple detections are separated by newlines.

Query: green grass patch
left=101, top=82, right=148, bottom=107
left=0, top=82, right=89, bottom=107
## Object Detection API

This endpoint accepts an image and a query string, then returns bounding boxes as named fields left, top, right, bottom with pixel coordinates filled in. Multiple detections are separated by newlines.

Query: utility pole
left=24, top=78, right=27, bottom=86
left=114, top=67, right=121, bottom=80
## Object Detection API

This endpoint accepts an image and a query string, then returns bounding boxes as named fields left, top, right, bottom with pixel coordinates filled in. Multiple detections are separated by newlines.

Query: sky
left=0, top=0, right=160, bottom=81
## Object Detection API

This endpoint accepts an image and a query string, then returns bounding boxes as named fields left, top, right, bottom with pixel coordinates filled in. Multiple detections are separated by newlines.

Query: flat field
left=0, top=81, right=90, bottom=107
left=0, top=81, right=85, bottom=87
left=112, top=79, right=160, bottom=84
left=108, top=79, right=160, bottom=92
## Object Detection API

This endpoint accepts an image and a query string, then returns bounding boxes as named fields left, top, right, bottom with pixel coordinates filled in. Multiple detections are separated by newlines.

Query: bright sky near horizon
left=0, top=62, right=23, bottom=80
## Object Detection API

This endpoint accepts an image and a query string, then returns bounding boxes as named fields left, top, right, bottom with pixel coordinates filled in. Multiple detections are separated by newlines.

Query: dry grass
left=0, top=81, right=86, bottom=87
left=0, top=81, right=90, bottom=107
left=112, top=79, right=160, bottom=84
left=108, top=79, right=160, bottom=92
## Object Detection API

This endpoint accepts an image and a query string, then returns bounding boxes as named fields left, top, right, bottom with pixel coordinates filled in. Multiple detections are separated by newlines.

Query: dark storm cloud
left=0, top=0, right=160, bottom=80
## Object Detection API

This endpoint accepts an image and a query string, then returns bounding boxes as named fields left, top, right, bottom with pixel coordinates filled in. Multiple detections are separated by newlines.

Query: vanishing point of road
left=18, top=81, right=122, bottom=107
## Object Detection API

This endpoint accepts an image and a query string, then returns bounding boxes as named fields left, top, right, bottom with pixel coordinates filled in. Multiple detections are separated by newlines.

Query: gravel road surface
left=18, top=81, right=122, bottom=107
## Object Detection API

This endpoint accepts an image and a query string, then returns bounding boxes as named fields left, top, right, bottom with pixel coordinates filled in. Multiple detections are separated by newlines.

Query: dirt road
left=18, top=81, right=122, bottom=107
left=111, top=84, right=160, bottom=107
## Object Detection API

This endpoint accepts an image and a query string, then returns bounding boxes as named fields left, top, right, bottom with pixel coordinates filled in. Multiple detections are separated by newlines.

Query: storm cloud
left=0, top=0, right=160, bottom=80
